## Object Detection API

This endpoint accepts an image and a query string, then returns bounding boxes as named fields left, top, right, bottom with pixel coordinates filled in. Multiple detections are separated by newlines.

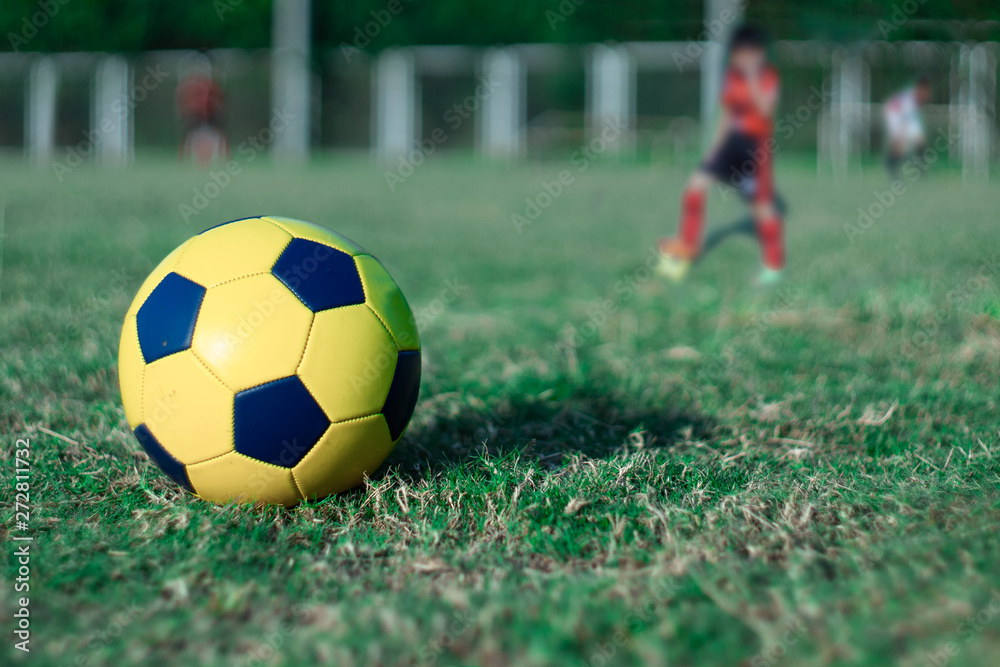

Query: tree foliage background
left=1, top=0, right=999, bottom=53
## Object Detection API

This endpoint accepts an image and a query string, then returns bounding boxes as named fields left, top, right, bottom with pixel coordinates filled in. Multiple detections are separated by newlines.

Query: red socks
left=679, top=188, right=706, bottom=251
left=677, top=186, right=784, bottom=269
left=757, top=216, right=785, bottom=269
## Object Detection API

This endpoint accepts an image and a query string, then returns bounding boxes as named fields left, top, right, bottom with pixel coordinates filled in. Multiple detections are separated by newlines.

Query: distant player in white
left=884, top=76, right=931, bottom=179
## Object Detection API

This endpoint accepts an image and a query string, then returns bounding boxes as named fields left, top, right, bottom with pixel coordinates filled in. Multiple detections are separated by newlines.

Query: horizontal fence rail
left=0, top=41, right=995, bottom=180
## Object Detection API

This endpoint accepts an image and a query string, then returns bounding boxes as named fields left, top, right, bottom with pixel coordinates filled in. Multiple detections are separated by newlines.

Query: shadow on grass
left=383, top=386, right=717, bottom=483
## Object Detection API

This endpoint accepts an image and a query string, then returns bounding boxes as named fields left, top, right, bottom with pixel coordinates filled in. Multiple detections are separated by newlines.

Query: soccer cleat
left=656, top=238, right=699, bottom=282
left=755, top=266, right=784, bottom=287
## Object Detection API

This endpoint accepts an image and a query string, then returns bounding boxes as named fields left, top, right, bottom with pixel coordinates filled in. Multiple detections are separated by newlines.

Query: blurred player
left=657, top=25, right=785, bottom=286
left=176, top=57, right=229, bottom=166
left=883, top=76, right=931, bottom=179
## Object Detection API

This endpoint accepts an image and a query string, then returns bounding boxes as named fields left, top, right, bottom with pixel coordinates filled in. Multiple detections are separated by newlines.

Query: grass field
left=1, top=154, right=999, bottom=667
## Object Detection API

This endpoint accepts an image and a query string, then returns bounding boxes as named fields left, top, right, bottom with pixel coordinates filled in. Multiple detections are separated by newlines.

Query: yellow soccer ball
left=117, top=216, right=421, bottom=506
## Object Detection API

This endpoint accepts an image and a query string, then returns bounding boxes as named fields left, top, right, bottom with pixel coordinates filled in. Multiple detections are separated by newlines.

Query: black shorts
left=700, top=131, right=776, bottom=204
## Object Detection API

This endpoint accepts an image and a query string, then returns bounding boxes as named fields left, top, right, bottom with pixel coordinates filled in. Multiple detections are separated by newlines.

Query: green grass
left=1, top=155, right=999, bottom=666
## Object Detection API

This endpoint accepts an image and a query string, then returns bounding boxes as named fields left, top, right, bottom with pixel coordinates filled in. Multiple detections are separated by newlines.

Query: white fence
left=0, top=40, right=996, bottom=179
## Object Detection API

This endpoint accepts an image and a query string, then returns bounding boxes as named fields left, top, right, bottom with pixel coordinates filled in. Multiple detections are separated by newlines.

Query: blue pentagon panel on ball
left=271, top=238, right=365, bottom=312
left=135, top=272, right=207, bottom=364
left=233, top=376, right=331, bottom=467
left=382, top=349, right=422, bottom=441
left=133, top=424, right=193, bottom=492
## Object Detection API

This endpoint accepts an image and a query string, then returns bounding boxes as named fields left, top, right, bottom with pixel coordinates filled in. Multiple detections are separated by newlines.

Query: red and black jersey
left=176, top=75, right=225, bottom=124
left=720, top=65, right=779, bottom=139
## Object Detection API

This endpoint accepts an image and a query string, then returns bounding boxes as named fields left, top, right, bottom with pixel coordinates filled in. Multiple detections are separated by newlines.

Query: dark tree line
left=2, top=0, right=998, bottom=54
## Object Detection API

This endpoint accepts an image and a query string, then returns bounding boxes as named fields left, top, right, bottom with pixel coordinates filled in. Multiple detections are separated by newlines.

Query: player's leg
left=753, top=200, right=784, bottom=283
left=211, top=122, right=231, bottom=160
left=885, top=140, right=904, bottom=180
left=701, top=186, right=788, bottom=259
left=752, top=142, right=785, bottom=285
left=208, top=110, right=231, bottom=160
left=675, top=169, right=713, bottom=254
left=907, top=124, right=927, bottom=172
left=884, top=109, right=904, bottom=179
left=656, top=170, right=714, bottom=281
left=179, top=117, right=195, bottom=161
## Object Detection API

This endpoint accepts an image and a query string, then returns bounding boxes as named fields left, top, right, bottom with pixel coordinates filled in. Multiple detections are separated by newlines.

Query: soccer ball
left=117, top=216, right=421, bottom=506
